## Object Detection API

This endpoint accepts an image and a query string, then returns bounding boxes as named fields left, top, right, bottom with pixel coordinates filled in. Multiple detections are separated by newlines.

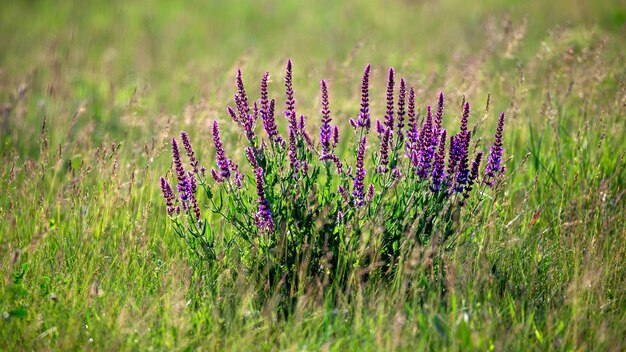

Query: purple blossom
left=288, top=126, right=299, bottom=173
left=431, top=129, right=447, bottom=192
left=392, top=167, right=402, bottom=180
left=284, top=59, right=296, bottom=117
left=186, top=173, right=201, bottom=220
left=352, top=136, right=367, bottom=206
left=254, top=167, right=274, bottom=232
left=171, top=138, right=188, bottom=200
left=384, top=68, right=395, bottom=135
left=210, top=169, right=222, bottom=183
left=377, top=127, right=391, bottom=174
left=320, top=80, right=332, bottom=155
left=236, top=69, right=250, bottom=118
left=417, top=106, right=434, bottom=179
left=396, top=78, right=406, bottom=144
left=234, top=170, right=244, bottom=188
left=332, top=126, right=339, bottom=148
left=338, top=185, right=349, bottom=202
left=455, top=131, right=471, bottom=193
left=160, top=177, right=175, bottom=216
left=434, top=92, right=444, bottom=133
left=211, top=121, right=231, bottom=180
left=245, top=146, right=259, bottom=169
left=227, top=106, right=238, bottom=123
left=262, top=99, right=282, bottom=144
left=260, top=72, right=270, bottom=118
left=180, top=131, right=199, bottom=174
left=355, top=64, right=371, bottom=131
left=463, top=151, right=483, bottom=201
left=484, top=112, right=506, bottom=186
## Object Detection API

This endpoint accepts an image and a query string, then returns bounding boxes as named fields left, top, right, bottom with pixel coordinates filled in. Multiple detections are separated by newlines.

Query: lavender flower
left=236, top=69, right=250, bottom=118
left=460, top=101, right=469, bottom=137
left=245, top=146, right=259, bottom=169
left=455, top=132, right=471, bottom=193
left=332, top=125, right=339, bottom=148
left=378, top=127, right=391, bottom=174
left=254, top=167, right=274, bottom=232
left=484, top=112, right=506, bottom=186
left=160, top=177, right=175, bottom=216
left=211, top=121, right=231, bottom=180
left=396, top=78, right=406, bottom=144
left=352, top=136, right=367, bottom=206
left=355, top=64, right=371, bottom=131
left=320, top=80, right=332, bottom=155
left=288, top=126, right=299, bottom=173
left=434, top=92, right=444, bottom=133
left=384, top=68, right=395, bottom=135
left=392, top=167, right=402, bottom=180
left=262, top=99, right=282, bottom=144
left=227, top=106, right=238, bottom=123
left=431, top=129, right=447, bottom=192
left=171, top=138, right=188, bottom=200
left=180, top=131, right=199, bottom=174
left=186, top=173, right=201, bottom=220
left=260, top=72, right=270, bottom=117
left=284, top=59, right=296, bottom=117
left=210, top=169, right=222, bottom=183
left=417, top=106, right=434, bottom=179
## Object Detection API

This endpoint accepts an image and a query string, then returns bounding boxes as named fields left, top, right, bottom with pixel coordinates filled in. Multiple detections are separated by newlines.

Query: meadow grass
left=1, top=0, right=625, bottom=350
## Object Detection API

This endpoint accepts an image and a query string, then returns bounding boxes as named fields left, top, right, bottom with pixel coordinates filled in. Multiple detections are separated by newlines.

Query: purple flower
left=434, top=92, right=444, bottom=133
left=260, top=72, right=270, bottom=118
left=262, top=99, right=282, bottom=144
left=352, top=136, right=367, bottom=206
left=288, top=125, right=299, bottom=173
left=376, top=120, right=385, bottom=136
left=355, top=64, right=371, bottom=131
left=338, top=185, right=349, bottom=202
left=332, top=125, right=339, bottom=148
left=211, top=121, right=231, bottom=180
left=284, top=59, right=296, bottom=118
left=236, top=69, right=250, bottom=118
left=245, top=146, right=259, bottom=169
left=171, top=138, right=188, bottom=199
left=254, top=167, right=274, bottom=232
left=431, top=129, right=447, bottom=192
left=417, top=106, right=434, bottom=179
left=460, top=101, right=469, bottom=137
left=484, top=112, right=506, bottom=186
left=392, top=167, right=402, bottom=180
left=320, top=80, right=332, bottom=155
left=180, top=131, right=199, bottom=174
left=396, top=78, right=406, bottom=144
left=210, top=169, right=222, bottom=183
left=160, top=177, right=175, bottom=215
left=455, top=131, right=471, bottom=193
left=384, top=68, right=395, bottom=135
left=463, top=151, right=483, bottom=201
left=186, top=173, right=201, bottom=221
left=227, top=106, right=238, bottom=123
left=377, top=127, right=391, bottom=174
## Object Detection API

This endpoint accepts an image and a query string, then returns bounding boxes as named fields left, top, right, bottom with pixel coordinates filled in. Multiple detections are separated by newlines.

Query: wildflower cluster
left=160, top=61, right=507, bottom=297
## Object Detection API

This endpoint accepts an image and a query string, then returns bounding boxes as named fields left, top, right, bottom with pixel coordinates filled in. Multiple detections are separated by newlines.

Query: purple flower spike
left=455, top=131, right=471, bottom=193
left=245, top=146, right=259, bottom=169
left=417, top=106, right=434, bottom=179
left=160, top=177, right=175, bottom=215
left=396, top=78, right=406, bottom=144
left=260, top=72, right=270, bottom=117
left=236, top=69, right=250, bottom=117
left=180, top=131, right=199, bottom=174
left=284, top=59, right=296, bottom=117
left=434, top=92, right=444, bottom=133
left=227, top=106, right=238, bottom=123
left=384, top=68, right=395, bottom=135
left=431, top=129, right=447, bottom=192
left=211, top=121, right=231, bottom=180
left=332, top=125, right=339, bottom=148
left=356, top=64, right=371, bottom=131
left=460, top=101, right=470, bottom=137
left=463, top=151, right=483, bottom=201
left=320, top=80, right=332, bottom=155
left=288, top=126, right=299, bottom=173
left=367, top=184, right=375, bottom=203
left=186, top=173, right=201, bottom=221
left=171, top=138, right=188, bottom=198
left=484, top=112, right=506, bottom=186
left=378, top=127, right=391, bottom=174
left=254, top=167, right=274, bottom=232
left=352, top=136, right=367, bottom=206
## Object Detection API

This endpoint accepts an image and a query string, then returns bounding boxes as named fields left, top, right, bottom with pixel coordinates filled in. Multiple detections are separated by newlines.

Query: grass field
left=1, top=0, right=625, bottom=350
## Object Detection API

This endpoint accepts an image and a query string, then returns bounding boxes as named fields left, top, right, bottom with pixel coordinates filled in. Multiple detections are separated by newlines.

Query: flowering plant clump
left=160, top=60, right=506, bottom=298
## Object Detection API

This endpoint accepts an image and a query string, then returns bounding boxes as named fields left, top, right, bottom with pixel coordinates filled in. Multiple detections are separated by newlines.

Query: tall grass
left=1, top=0, right=625, bottom=350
